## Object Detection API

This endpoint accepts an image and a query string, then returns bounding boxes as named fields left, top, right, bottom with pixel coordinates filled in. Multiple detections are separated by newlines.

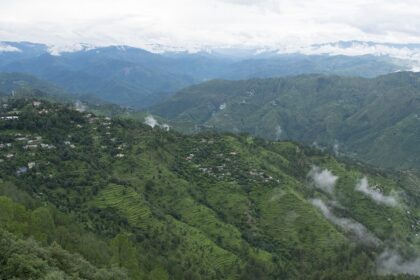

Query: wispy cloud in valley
left=377, top=250, right=420, bottom=276
left=308, top=166, right=338, bottom=194
left=311, top=198, right=380, bottom=245
left=355, top=177, right=398, bottom=207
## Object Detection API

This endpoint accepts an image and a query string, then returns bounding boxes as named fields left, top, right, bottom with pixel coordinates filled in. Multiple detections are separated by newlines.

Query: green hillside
left=0, top=225, right=126, bottom=279
left=0, top=72, right=152, bottom=120
left=0, top=97, right=419, bottom=279
left=0, top=72, right=74, bottom=101
left=150, top=72, right=420, bottom=170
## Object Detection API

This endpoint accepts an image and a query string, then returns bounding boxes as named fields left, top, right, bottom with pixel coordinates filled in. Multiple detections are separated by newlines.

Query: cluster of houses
left=248, top=169, right=275, bottom=183
left=15, top=134, right=56, bottom=151
left=84, top=114, right=130, bottom=159
left=0, top=129, right=40, bottom=174
left=0, top=101, right=49, bottom=121
left=0, top=104, right=20, bottom=120
left=64, top=141, right=76, bottom=149
left=114, top=142, right=127, bottom=158
left=0, top=133, right=57, bottom=167
left=101, top=118, right=112, bottom=130
left=0, top=100, right=133, bottom=177
left=86, top=114, right=113, bottom=134
left=0, top=115, right=19, bottom=120
left=405, top=210, right=420, bottom=236
left=186, top=146, right=277, bottom=184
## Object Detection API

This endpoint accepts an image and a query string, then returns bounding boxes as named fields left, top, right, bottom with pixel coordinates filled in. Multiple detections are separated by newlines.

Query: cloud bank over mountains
left=3, top=0, right=420, bottom=67
left=2, top=0, right=420, bottom=52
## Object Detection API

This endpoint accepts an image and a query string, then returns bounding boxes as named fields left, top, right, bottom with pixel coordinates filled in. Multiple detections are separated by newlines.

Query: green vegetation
left=0, top=199, right=126, bottom=279
left=0, top=72, right=73, bottom=102
left=0, top=72, right=151, bottom=120
left=150, top=71, right=420, bottom=169
left=0, top=98, right=419, bottom=279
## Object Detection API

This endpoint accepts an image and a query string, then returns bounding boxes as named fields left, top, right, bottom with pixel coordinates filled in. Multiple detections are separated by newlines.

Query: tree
left=149, top=266, right=169, bottom=280
left=0, top=196, right=29, bottom=237
left=30, top=207, right=55, bottom=245
left=111, top=232, right=141, bottom=278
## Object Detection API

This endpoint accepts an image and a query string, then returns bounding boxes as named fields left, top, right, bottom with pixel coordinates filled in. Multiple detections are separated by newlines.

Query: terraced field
left=94, top=184, right=153, bottom=227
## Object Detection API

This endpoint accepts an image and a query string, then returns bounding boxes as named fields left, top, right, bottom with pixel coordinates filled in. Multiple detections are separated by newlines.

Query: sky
left=1, top=0, right=420, bottom=51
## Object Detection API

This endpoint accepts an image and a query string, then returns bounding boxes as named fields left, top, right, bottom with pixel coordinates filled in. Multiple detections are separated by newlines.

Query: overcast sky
left=1, top=0, right=420, bottom=50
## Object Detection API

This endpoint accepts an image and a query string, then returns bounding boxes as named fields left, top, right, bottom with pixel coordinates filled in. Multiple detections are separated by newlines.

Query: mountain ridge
left=0, top=41, right=409, bottom=108
left=150, top=71, right=420, bottom=170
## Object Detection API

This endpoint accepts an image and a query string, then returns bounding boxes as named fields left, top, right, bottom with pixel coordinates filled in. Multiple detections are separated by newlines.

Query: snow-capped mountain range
left=0, top=40, right=417, bottom=108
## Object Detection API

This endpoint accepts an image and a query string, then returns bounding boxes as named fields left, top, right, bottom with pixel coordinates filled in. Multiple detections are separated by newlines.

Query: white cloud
left=160, top=123, right=170, bottom=131
left=144, top=115, right=159, bottom=128
left=355, top=177, right=398, bottom=207
left=74, top=100, right=87, bottom=112
left=274, top=125, right=282, bottom=140
left=144, top=115, right=170, bottom=131
left=311, top=198, right=380, bottom=245
left=377, top=250, right=420, bottom=276
left=1, top=1, right=420, bottom=51
left=333, top=143, right=339, bottom=156
left=308, top=166, right=338, bottom=194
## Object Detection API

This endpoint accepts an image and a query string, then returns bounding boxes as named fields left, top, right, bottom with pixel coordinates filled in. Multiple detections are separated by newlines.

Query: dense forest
left=0, top=97, right=419, bottom=279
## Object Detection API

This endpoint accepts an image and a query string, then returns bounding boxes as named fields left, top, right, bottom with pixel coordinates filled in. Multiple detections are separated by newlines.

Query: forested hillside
left=0, top=98, right=419, bottom=279
left=0, top=72, right=70, bottom=100
left=0, top=72, right=150, bottom=119
left=151, top=71, right=420, bottom=170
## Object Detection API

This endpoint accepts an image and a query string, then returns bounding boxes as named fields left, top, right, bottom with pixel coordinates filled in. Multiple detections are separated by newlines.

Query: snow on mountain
left=47, top=43, right=97, bottom=56
left=0, top=43, right=21, bottom=53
